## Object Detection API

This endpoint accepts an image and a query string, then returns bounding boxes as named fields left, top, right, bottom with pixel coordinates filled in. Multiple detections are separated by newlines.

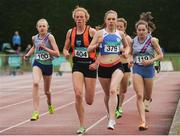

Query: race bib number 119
left=135, top=55, right=150, bottom=64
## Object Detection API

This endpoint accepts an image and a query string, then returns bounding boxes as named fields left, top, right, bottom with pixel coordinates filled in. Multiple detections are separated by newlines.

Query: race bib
left=104, top=45, right=119, bottom=53
left=35, top=53, right=51, bottom=61
left=75, top=47, right=89, bottom=58
left=135, top=55, right=150, bottom=64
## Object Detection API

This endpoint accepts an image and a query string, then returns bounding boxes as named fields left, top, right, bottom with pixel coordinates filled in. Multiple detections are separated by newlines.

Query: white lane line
left=86, top=95, right=136, bottom=132
left=0, top=72, right=168, bottom=134
left=0, top=80, right=101, bottom=109
left=85, top=72, right=168, bottom=133
left=0, top=89, right=102, bottom=134
left=0, top=101, right=75, bottom=134
left=0, top=85, right=72, bottom=110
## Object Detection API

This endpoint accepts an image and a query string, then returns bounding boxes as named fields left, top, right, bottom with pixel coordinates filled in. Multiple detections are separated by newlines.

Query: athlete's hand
left=122, top=51, right=128, bottom=59
left=128, top=61, right=133, bottom=68
left=23, top=55, right=29, bottom=61
left=39, top=42, right=46, bottom=50
left=89, top=62, right=98, bottom=71
left=63, top=50, right=70, bottom=59
left=142, top=60, right=153, bottom=66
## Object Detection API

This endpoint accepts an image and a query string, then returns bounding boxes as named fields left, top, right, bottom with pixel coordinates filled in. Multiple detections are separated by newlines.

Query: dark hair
left=140, top=11, right=156, bottom=32
left=135, top=20, right=148, bottom=30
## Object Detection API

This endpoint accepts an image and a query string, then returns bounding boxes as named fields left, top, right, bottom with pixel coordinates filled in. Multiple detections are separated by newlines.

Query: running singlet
left=99, top=29, right=122, bottom=55
left=34, top=33, right=53, bottom=65
left=133, top=34, right=154, bottom=65
left=71, top=26, right=96, bottom=63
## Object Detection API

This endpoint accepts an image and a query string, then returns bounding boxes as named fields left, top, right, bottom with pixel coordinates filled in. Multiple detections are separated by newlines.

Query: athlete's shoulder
left=32, top=34, right=37, bottom=41
left=89, top=27, right=96, bottom=37
left=47, top=33, right=55, bottom=40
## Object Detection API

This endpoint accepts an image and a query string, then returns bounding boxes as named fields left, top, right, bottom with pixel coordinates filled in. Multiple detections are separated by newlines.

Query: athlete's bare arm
left=63, top=29, right=72, bottom=59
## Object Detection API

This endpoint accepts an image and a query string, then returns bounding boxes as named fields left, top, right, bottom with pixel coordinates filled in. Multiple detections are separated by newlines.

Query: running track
left=0, top=72, right=180, bottom=135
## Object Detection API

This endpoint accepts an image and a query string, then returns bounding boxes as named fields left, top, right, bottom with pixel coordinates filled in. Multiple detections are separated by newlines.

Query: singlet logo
left=76, top=40, right=82, bottom=47
left=116, top=37, right=120, bottom=42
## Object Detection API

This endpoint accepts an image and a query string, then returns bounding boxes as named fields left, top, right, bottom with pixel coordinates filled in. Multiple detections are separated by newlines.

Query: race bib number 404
left=35, top=53, right=51, bottom=61
left=75, top=47, right=89, bottom=58
left=104, top=45, right=119, bottom=53
left=135, top=55, right=150, bottom=64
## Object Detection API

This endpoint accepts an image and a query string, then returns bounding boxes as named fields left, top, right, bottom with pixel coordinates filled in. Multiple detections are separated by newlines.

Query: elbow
left=159, top=54, right=164, bottom=61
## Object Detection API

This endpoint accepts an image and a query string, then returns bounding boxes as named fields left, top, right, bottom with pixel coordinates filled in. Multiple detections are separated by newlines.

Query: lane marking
left=86, top=95, right=136, bottom=132
left=0, top=88, right=102, bottom=134
left=0, top=101, right=75, bottom=134
left=0, top=85, right=73, bottom=110
left=85, top=72, right=168, bottom=133
left=0, top=72, right=168, bottom=134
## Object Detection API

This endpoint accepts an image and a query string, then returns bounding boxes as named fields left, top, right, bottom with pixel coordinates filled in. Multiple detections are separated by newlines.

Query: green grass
left=0, top=53, right=180, bottom=73
left=163, top=53, right=180, bottom=71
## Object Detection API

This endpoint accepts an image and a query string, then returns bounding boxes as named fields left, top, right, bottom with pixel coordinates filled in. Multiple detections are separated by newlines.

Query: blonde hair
left=72, top=6, right=90, bottom=21
left=117, top=18, right=127, bottom=29
left=104, top=10, right=118, bottom=21
left=36, top=18, right=49, bottom=28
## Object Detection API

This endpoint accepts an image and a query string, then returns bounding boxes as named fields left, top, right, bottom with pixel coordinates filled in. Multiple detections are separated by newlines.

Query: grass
left=0, top=53, right=180, bottom=72
left=163, top=53, right=180, bottom=71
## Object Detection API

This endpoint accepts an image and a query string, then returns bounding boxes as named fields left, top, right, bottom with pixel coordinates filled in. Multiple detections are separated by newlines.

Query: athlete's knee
left=110, top=88, right=116, bottom=96
left=86, top=98, right=94, bottom=105
left=75, top=92, right=83, bottom=102
left=136, top=93, right=143, bottom=100
left=33, top=82, right=39, bottom=87
left=45, top=91, right=51, bottom=96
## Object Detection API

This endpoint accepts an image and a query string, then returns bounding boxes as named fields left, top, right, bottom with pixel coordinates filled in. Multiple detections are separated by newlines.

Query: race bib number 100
left=75, top=47, right=89, bottom=58
left=35, top=53, right=50, bottom=61
left=135, top=55, right=150, bottom=64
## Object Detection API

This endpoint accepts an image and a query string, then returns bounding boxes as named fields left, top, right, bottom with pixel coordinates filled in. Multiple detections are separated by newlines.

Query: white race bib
left=135, top=55, right=150, bottom=64
left=75, top=47, right=89, bottom=58
left=35, top=53, right=51, bottom=61
left=104, top=45, right=119, bottom=53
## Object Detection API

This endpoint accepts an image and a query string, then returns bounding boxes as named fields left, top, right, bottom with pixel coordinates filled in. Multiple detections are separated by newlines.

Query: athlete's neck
left=105, top=27, right=116, bottom=34
left=39, top=33, right=47, bottom=39
left=138, top=35, right=147, bottom=43
left=76, top=25, right=86, bottom=34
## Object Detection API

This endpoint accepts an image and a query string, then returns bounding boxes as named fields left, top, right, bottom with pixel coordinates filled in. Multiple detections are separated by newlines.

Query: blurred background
left=0, top=0, right=179, bottom=75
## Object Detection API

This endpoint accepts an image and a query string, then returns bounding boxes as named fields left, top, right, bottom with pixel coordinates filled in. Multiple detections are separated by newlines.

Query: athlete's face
left=105, top=13, right=117, bottom=29
left=117, top=21, right=125, bottom=32
left=74, top=11, right=86, bottom=26
left=37, top=21, right=48, bottom=35
left=136, top=24, right=148, bottom=38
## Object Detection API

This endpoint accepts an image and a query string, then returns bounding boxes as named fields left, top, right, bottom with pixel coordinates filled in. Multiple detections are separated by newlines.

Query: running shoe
left=48, top=105, right=55, bottom=114
left=115, top=107, right=123, bottom=119
left=144, top=100, right=151, bottom=112
left=76, top=127, right=86, bottom=134
left=139, top=122, right=148, bottom=131
left=107, top=120, right=116, bottom=130
left=30, top=111, right=39, bottom=121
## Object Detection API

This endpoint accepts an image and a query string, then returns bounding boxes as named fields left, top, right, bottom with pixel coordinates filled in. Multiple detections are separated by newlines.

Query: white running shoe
left=107, top=120, right=116, bottom=130
left=144, top=99, right=151, bottom=112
